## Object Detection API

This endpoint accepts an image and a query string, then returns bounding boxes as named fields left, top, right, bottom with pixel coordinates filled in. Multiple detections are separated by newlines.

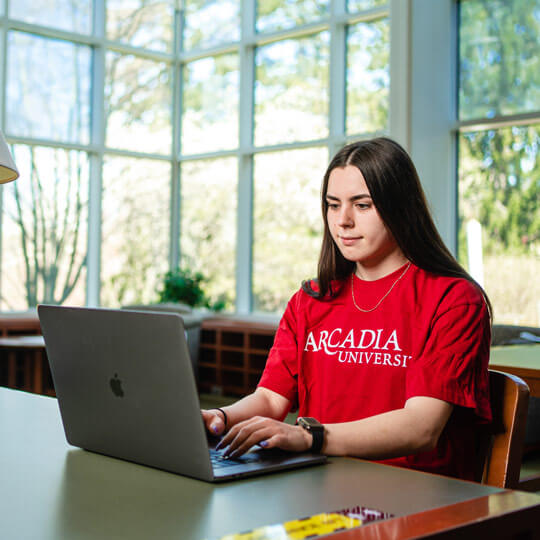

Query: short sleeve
left=257, top=291, right=301, bottom=403
left=406, top=298, right=492, bottom=422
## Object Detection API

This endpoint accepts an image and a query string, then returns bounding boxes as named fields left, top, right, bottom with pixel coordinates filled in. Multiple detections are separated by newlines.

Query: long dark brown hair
left=303, top=137, right=492, bottom=319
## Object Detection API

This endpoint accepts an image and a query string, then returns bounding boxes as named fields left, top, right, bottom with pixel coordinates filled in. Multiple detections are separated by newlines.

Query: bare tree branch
left=12, top=179, right=34, bottom=305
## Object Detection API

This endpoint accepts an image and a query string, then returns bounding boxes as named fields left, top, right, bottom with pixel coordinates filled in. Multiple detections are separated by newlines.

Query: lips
left=339, top=236, right=362, bottom=246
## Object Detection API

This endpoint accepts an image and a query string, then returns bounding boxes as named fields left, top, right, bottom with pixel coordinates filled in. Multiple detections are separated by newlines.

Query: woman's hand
left=216, top=416, right=312, bottom=458
left=201, top=409, right=227, bottom=436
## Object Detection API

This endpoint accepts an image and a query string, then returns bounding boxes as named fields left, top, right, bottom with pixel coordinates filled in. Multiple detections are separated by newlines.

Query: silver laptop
left=38, top=305, right=326, bottom=482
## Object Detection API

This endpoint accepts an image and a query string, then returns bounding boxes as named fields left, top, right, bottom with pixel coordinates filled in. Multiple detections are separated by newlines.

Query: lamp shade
left=0, top=130, right=18, bottom=183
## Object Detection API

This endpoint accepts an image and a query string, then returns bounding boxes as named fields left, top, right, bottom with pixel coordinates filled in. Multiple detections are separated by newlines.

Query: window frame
left=0, top=0, right=468, bottom=315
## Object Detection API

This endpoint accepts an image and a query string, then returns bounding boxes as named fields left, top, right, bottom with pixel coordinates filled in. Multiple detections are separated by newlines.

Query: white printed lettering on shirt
left=306, top=327, right=409, bottom=367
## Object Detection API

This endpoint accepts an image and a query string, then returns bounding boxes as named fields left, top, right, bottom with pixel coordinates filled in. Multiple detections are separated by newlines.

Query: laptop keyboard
left=210, top=449, right=260, bottom=470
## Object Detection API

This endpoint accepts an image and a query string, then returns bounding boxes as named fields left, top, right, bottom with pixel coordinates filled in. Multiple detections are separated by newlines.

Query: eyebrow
left=325, top=193, right=371, bottom=202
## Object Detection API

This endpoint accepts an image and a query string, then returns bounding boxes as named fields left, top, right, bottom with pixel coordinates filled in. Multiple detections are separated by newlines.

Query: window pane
left=255, top=33, right=330, bottom=146
left=1, top=146, right=88, bottom=310
left=346, top=18, right=389, bottom=135
left=458, top=125, right=540, bottom=326
left=106, top=0, right=174, bottom=52
left=347, top=0, right=387, bottom=12
left=101, top=157, right=171, bottom=307
left=105, top=53, right=172, bottom=154
left=256, top=0, right=329, bottom=33
left=182, top=54, right=239, bottom=155
left=9, top=0, right=91, bottom=34
left=180, top=158, right=237, bottom=309
left=459, top=0, right=540, bottom=120
left=183, top=0, right=240, bottom=51
left=7, top=32, right=91, bottom=144
left=253, top=147, right=327, bottom=312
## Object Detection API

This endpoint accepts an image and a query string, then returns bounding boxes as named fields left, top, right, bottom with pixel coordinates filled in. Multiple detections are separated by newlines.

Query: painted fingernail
left=259, top=440, right=268, bottom=448
left=212, top=425, right=219, bottom=434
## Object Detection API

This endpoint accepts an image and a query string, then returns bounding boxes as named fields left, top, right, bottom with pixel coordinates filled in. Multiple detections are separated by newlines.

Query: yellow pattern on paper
left=218, top=512, right=362, bottom=540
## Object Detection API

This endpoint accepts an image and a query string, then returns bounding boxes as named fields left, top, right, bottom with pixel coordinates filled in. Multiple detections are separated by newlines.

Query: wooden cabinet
left=198, top=318, right=278, bottom=396
left=0, top=313, right=52, bottom=395
left=0, top=311, right=41, bottom=336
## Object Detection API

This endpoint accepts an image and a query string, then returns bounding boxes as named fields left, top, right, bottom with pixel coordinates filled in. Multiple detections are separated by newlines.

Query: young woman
left=202, top=137, right=492, bottom=481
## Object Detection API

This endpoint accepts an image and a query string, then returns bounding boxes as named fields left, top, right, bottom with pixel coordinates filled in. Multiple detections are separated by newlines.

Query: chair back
left=477, top=370, right=529, bottom=488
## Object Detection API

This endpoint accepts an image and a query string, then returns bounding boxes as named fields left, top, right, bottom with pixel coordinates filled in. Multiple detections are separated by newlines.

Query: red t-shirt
left=258, top=263, right=492, bottom=480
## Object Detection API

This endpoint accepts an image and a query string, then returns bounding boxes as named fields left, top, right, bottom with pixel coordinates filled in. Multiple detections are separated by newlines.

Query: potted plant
left=124, top=268, right=224, bottom=374
left=157, top=267, right=226, bottom=312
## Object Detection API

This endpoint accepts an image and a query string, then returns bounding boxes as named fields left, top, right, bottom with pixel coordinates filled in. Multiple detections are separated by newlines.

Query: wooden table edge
left=327, top=490, right=540, bottom=539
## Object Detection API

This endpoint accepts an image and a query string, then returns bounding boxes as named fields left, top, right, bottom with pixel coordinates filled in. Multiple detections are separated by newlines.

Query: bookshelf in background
left=198, top=318, right=278, bottom=397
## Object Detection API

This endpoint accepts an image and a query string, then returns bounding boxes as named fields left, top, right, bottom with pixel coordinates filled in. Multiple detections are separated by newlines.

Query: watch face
left=298, top=417, right=322, bottom=431
left=297, top=417, right=324, bottom=453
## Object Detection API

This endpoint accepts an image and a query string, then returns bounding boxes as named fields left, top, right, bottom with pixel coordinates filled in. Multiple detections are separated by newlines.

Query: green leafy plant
left=157, top=267, right=225, bottom=311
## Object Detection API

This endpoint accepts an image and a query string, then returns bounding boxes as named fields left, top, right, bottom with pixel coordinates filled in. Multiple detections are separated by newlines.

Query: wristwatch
left=296, top=417, right=324, bottom=453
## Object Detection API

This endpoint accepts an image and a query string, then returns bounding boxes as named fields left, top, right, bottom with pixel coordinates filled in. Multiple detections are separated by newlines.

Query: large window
left=182, top=54, right=239, bottom=154
left=101, top=156, right=171, bottom=307
left=2, top=146, right=89, bottom=309
left=254, top=33, right=330, bottom=146
left=458, top=0, right=540, bottom=326
left=0, top=1, right=390, bottom=314
left=253, top=147, right=328, bottom=312
left=7, top=32, right=91, bottom=144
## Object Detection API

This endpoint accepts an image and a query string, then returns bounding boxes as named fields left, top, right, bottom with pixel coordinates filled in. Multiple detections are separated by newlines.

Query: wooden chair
left=476, top=370, right=530, bottom=488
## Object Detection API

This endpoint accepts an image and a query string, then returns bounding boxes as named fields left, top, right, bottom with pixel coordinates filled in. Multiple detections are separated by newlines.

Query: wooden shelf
left=199, top=361, right=262, bottom=373
left=0, top=314, right=51, bottom=395
left=199, top=343, right=271, bottom=355
left=0, top=312, right=41, bottom=337
left=197, top=317, right=278, bottom=397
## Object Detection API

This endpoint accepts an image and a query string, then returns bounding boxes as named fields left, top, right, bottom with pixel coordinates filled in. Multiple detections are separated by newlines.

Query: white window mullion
left=86, top=0, right=106, bottom=306
left=170, top=4, right=183, bottom=271
left=328, top=0, right=347, bottom=157
left=236, top=0, right=256, bottom=314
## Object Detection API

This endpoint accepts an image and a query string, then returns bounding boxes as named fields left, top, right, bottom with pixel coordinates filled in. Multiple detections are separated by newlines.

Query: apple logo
left=110, top=373, right=124, bottom=397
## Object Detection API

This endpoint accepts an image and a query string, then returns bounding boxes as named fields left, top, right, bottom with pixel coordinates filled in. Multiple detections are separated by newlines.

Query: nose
left=337, top=205, right=354, bottom=228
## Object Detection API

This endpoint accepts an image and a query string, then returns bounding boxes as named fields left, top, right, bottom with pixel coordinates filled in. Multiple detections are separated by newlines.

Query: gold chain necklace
left=351, top=262, right=411, bottom=313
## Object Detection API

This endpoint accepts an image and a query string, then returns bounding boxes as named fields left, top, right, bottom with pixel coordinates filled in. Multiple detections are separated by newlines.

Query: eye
left=326, top=202, right=339, bottom=210
left=355, top=202, right=371, bottom=210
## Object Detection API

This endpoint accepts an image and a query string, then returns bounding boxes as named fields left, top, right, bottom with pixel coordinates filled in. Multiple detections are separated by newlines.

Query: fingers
left=216, top=416, right=270, bottom=457
left=227, top=427, right=275, bottom=458
left=201, top=409, right=226, bottom=436
left=217, top=417, right=308, bottom=458
left=211, top=416, right=312, bottom=458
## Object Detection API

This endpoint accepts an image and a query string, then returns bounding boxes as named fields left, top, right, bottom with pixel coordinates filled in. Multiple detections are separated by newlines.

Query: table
left=1, top=388, right=539, bottom=540
left=490, top=344, right=540, bottom=398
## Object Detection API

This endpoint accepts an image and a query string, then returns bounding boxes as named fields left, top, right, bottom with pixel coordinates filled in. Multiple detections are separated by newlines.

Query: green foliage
left=459, top=0, right=539, bottom=119
left=157, top=267, right=225, bottom=311
left=346, top=18, right=389, bottom=134
left=256, top=0, right=329, bottom=32
left=180, top=158, right=236, bottom=312
left=458, top=0, right=539, bottom=259
left=459, top=125, right=539, bottom=256
left=157, top=267, right=205, bottom=306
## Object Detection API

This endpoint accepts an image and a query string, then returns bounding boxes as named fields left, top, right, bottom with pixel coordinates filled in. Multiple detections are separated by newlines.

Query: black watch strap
left=309, top=426, right=324, bottom=453
left=296, top=417, right=324, bottom=453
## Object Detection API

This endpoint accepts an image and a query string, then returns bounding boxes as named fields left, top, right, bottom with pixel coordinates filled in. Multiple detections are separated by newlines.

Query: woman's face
left=326, top=165, right=403, bottom=274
